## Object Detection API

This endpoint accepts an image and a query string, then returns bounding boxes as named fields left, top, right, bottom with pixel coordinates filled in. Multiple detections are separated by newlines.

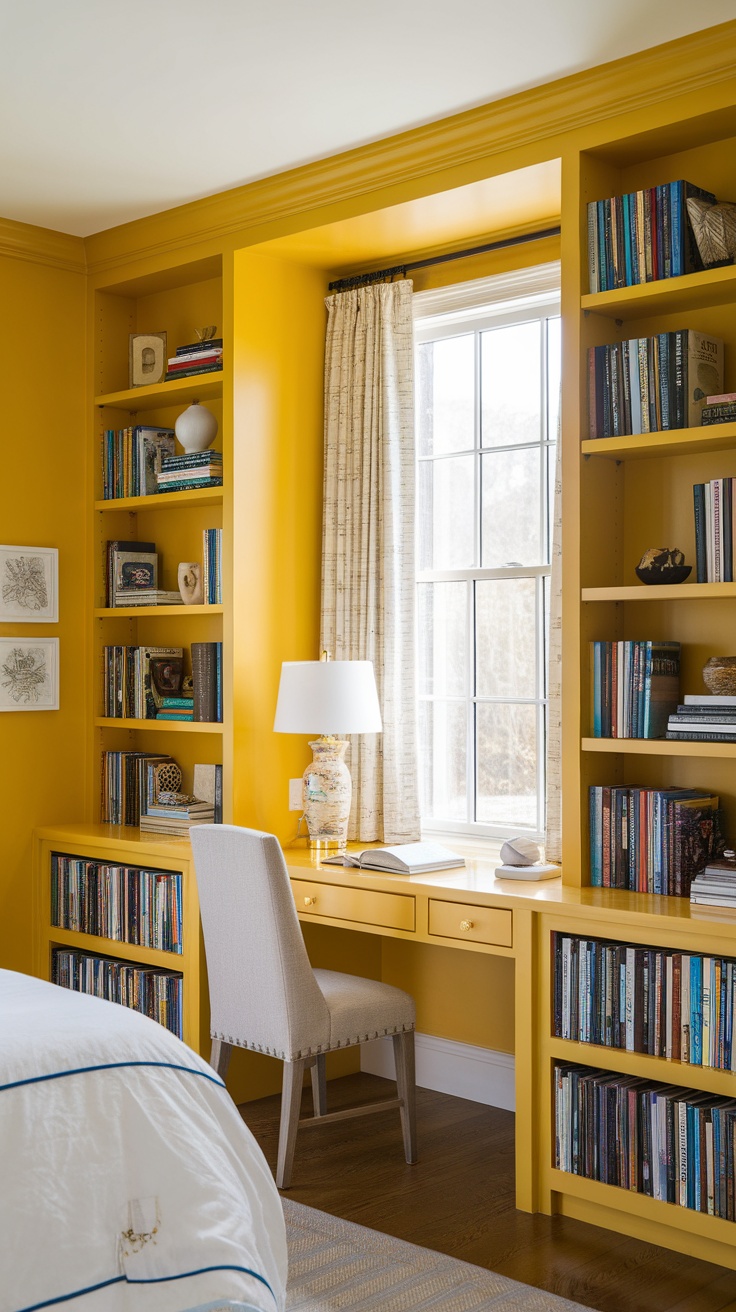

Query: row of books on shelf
left=586, top=179, right=713, bottom=294
left=589, top=785, right=721, bottom=896
left=102, top=427, right=222, bottom=500
left=554, top=1060, right=736, bottom=1219
left=553, top=932, right=736, bottom=1069
left=101, top=753, right=223, bottom=830
left=52, top=948, right=183, bottom=1038
left=51, top=854, right=182, bottom=953
left=587, top=330, right=722, bottom=439
left=165, top=337, right=222, bottom=381
left=103, top=642, right=222, bottom=722
left=694, top=478, right=736, bottom=582
left=590, top=640, right=679, bottom=739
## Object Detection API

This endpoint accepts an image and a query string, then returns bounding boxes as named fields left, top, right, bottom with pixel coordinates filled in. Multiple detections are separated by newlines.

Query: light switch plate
left=288, top=778, right=303, bottom=811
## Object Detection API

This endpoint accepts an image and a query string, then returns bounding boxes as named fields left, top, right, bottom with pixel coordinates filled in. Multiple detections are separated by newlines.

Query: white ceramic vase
left=174, top=402, right=218, bottom=454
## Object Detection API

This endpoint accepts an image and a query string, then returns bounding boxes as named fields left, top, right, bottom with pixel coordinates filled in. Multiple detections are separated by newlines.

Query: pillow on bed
left=686, top=196, right=736, bottom=268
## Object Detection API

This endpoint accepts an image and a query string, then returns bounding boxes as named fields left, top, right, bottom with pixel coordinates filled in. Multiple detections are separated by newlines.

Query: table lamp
left=274, top=655, right=382, bottom=849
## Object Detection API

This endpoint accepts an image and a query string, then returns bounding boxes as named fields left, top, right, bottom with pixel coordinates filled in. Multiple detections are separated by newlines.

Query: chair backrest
left=190, top=825, right=331, bottom=1060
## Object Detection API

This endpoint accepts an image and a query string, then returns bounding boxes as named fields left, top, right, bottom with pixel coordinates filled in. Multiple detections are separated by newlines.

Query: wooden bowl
left=703, top=656, right=736, bottom=695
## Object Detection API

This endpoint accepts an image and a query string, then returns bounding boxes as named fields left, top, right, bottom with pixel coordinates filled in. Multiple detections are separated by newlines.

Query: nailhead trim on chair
left=210, top=1020, right=415, bottom=1062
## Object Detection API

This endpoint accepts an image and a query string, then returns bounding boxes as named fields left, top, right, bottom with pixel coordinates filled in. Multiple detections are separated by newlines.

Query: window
left=414, top=265, right=560, bottom=840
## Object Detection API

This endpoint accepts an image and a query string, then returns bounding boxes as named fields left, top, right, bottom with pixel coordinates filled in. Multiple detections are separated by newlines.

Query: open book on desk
left=321, top=842, right=465, bottom=875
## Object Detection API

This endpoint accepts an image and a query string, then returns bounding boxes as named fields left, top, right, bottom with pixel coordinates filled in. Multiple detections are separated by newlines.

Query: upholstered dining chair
left=190, top=824, right=417, bottom=1188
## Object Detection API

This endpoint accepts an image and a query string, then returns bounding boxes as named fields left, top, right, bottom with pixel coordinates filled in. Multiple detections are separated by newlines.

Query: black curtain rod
left=327, top=225, right=561, bottom=293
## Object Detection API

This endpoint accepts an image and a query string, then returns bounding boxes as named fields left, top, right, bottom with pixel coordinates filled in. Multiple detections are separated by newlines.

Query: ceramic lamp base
left=303, top=737, right=351, bottom=849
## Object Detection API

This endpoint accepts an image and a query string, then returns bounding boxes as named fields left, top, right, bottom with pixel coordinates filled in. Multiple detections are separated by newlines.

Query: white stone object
left=174, top=401, right=218, bottom=454
left=177, top=561, right=203, bottom=605
left=500, top=837, right=542, bottom=867
left=495, top=863, right=560, bottom=881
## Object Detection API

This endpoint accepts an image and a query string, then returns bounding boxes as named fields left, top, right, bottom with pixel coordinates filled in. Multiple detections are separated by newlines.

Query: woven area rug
left=282, top=1199, right=594, bottom=1312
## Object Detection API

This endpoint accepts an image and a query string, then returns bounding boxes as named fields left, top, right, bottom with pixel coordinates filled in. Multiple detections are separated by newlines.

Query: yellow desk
left=283, top=844, right=552, bottom=1211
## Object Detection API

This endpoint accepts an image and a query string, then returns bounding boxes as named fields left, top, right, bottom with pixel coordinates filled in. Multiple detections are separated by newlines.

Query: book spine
left=694, top=484, right=706, bottom=583
left=214, top=764, right=223, bottom=824
left=191, top=642, right=218, bottom=722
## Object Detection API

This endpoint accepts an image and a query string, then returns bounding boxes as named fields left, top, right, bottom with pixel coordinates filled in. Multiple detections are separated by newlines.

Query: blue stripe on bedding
left=16, top=1265, right=275, bottom=1312
left=0, top=1061, right=226, bottom=1094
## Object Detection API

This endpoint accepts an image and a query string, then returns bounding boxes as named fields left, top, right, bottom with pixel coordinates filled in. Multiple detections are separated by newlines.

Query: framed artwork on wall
left=0, top=545, right=58, bottom=622
left=0, top=638, right=59, bottom=711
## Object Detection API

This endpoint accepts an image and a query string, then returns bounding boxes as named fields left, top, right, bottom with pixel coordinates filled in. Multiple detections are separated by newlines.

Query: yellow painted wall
left=0, top=248, right=86, bottom=973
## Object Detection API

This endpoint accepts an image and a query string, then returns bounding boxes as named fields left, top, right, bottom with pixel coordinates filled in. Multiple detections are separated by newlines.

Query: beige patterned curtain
left=545, top=408, right=563, bottom=864
left=321, top=280, right=420, bottom=843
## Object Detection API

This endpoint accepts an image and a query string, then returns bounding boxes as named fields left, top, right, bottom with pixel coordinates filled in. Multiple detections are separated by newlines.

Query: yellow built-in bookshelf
left=29, top=25, right=736, bottom=1262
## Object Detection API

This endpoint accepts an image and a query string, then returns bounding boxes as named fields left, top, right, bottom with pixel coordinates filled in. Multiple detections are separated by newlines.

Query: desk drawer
left=428, top=899, right=512, bottom=948
left=292, top=879, right=415, bottom=932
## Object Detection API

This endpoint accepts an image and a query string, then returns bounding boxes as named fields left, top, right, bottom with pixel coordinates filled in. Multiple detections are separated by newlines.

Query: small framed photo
left=0, top=638, right=59, bottom=711
left=129, top=332, right=167, bottom=388
left=0, top=545, right=58, bottom=622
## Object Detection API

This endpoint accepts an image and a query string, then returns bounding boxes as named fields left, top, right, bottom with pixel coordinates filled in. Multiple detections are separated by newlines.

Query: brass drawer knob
left=460, top=919, right=474, bottom=931
left=304, top=895, right=317, bottom=906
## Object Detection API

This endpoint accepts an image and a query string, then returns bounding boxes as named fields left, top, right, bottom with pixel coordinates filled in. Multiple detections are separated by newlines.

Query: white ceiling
left=2, top=1, right=736, bottom=238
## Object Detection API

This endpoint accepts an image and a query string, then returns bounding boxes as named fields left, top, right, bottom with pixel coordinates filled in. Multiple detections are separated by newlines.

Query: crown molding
left=0, top=216, right=86, bottom=275
left=84, top=20, right=736, bottom=277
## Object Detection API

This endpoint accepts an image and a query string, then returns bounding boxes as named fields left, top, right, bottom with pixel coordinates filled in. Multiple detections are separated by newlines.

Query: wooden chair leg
left=210, top=1038, right=232, bottom=1079
left=393, top=1029, right=418, bottom=1164
left=276, top=1058, right=307, bottom=1189
left=310, top=1053, right=327, bottom=1117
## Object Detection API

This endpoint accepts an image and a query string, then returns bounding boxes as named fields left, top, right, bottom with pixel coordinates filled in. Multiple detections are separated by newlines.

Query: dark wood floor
left=238, top=1071, right=736, bottom=1312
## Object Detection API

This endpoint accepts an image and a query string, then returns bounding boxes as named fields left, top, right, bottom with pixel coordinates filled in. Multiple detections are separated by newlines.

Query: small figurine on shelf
left=495, top=837, right=560, bottom=882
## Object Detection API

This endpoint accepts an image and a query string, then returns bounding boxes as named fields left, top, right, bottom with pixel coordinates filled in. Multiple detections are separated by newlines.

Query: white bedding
left=0, top=970, right=287, bottom=1312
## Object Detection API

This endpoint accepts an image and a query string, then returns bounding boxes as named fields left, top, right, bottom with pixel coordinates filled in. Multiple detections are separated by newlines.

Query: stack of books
left=165, top=337, right=222, bottom=380
left=140, top=798, right=215, bottom=836
left=701, top=392, right=736, bottom=427
left=690, top=860, right=736, bottom=909
left=586, top=180, right=714, bottom=293
left=667, top=694, right=736, bottom=742
left=156, top=695, right=194, bottom=722
left=588, top=329, right=723, bottom=438
left=589, top=785, right=721, bottom=895
left=102, top=426, right=175, bottom=499
left=115, top=589, right=182, bottom=607
left=590, top=640, right=680, bottom=738
left=157, top=450, right=223, bottom=493
left=693, top=479, right=736, bottom=581
left=203, top=528, right=222, bottom=604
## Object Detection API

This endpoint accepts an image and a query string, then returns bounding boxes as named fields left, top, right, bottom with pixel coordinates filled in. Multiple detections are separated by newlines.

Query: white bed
left=0, top=969, right=287, bottom=1312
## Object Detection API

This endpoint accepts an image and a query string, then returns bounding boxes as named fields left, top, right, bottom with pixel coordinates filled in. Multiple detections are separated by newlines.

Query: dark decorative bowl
left=635, top=564, right=692, bottom=585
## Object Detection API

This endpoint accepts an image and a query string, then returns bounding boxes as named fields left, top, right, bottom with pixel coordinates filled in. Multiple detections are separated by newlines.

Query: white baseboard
left=360, top=1032, right=515, bottom=1112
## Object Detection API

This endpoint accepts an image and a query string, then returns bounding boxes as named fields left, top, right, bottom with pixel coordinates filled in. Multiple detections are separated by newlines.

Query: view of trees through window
left=415, top=288, right=560, bottom=838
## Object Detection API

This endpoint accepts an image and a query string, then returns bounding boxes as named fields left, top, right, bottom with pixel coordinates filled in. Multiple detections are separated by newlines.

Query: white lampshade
left=274, top=660, right=382, bottom=735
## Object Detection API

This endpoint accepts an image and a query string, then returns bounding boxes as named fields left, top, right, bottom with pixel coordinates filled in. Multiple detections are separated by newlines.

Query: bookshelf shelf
left=94, top=717, right=224, bottom=734
left=581, top=423, right=736, bottom=461
left=94, top=488, right=224, bottom=512
left=547, top=1037, right=736, bottom=1096
left=581, top=583, right=736, bottom=601
left=94, top=605, right=224, bottom=618
left=46, top=927, right=183, bottom=968
left=95, top=372, right=223, bottom=412
left=580, top=263, right=736, bottom=320
left=547, top=1167, right=736, bottom=1244
left=582, top=737, right=736, bottom=758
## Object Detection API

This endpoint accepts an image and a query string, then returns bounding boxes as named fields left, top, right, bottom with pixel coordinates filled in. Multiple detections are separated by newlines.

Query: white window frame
left=413, top=263, right=561, bottom=844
